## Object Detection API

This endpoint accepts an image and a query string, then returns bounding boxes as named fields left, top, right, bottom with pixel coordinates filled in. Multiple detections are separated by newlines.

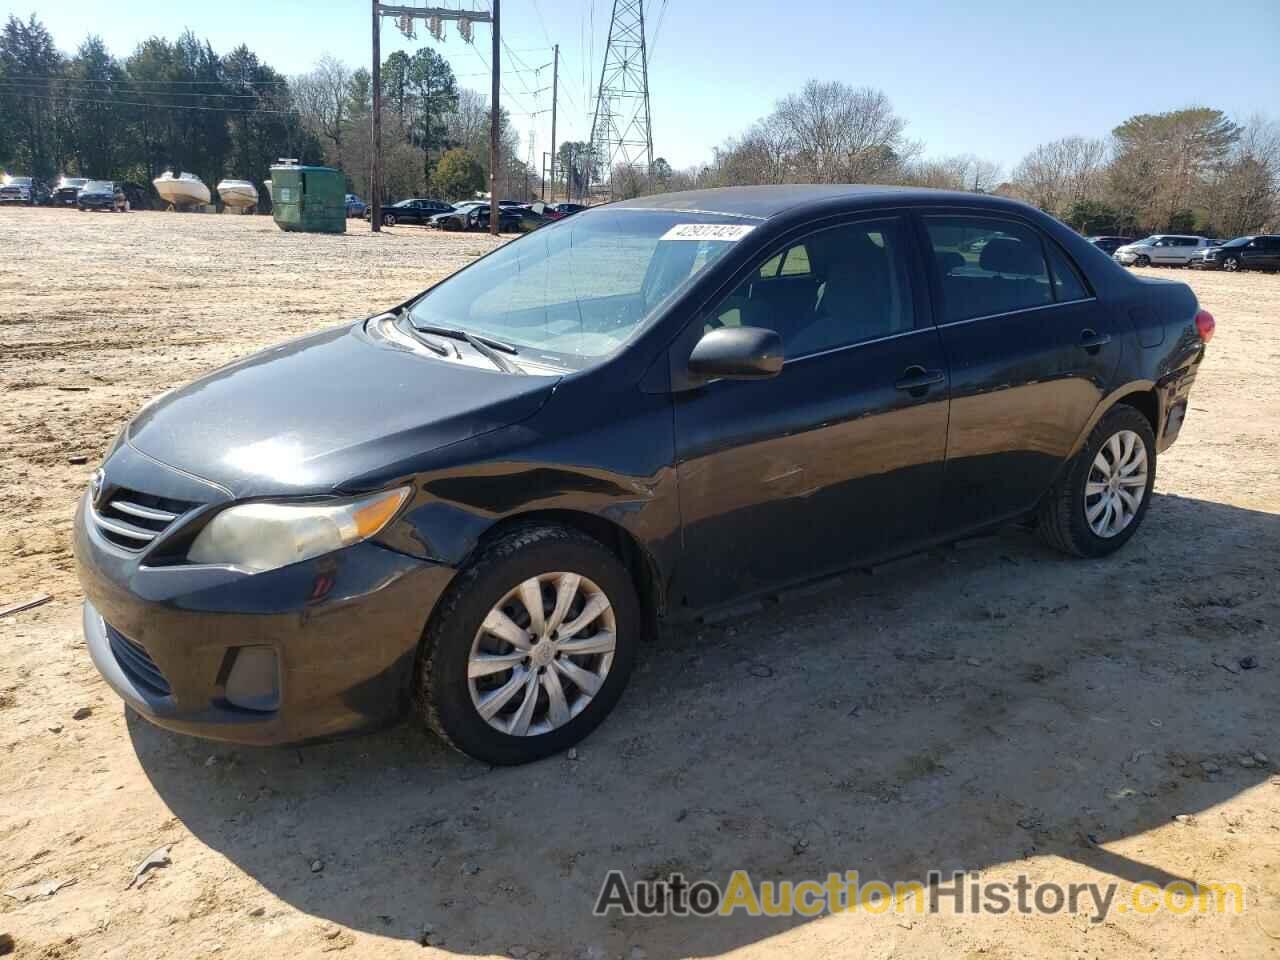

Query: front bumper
left=1114, top=252, right=1138, bottom=265
left=75, top=490, right=456, bottom=746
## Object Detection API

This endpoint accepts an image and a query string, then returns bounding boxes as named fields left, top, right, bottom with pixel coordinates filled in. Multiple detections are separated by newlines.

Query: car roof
left=606, top=184, right=1041, bottom=220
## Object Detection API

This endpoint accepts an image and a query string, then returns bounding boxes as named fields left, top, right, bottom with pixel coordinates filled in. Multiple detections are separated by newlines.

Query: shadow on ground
left=130, top=493, right=1279, bottom=957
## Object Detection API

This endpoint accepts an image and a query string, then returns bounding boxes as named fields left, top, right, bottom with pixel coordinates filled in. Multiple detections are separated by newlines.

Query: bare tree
left=902, top=154, right=1003, bottom=192
left=707, top=81, right=916, bottom=187
left=1010, top=136, right=1108, bottom=215
left=772, top=81, right=915, bottom=182
left=292, top=55, right=352, bottom=168
left=1203, top=114, right=1280, bottom=235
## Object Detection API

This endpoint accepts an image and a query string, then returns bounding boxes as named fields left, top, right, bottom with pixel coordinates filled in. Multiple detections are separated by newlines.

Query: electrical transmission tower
left=588, top=0, right=654, bottom=198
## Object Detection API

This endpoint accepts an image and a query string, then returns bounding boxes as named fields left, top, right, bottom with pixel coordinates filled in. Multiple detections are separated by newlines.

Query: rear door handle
left=1080, top=329, right=1112, bottom=353
left=895, top=365, right=945, bottom=395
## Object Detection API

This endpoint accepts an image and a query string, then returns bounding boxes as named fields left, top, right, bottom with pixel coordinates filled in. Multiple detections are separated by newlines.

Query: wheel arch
left=471, top=509, right=666, bottom=636
left=1067, top=382, right=1160, bottom=461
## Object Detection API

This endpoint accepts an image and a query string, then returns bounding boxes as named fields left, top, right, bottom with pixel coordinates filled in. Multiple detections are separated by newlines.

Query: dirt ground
left=1, top=207, right=1278, bottom=960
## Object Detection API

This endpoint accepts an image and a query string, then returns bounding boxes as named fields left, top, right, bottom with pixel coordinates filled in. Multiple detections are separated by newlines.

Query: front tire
left=416, top=524, right=640, bottom=765
left=382, top=213, right=396, bottom=226
left=1036, top=405, right=1156, bottom=558
left=1223, top=256, right=1240, bottom=272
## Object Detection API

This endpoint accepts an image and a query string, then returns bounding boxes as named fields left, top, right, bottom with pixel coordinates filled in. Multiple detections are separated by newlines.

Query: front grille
left=93, top=487, right=198, bottom=551
left=105, top=622, right=172, bottom=696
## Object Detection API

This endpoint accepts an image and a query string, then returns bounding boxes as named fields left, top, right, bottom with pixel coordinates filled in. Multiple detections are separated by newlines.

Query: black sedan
left=367, top=198, right=453, bottom=226
left=77, top=180, right=126, bottom=212
left=75, top=186, right=1211, bottom=765
left=1088, top=236, right=1135, bottom=255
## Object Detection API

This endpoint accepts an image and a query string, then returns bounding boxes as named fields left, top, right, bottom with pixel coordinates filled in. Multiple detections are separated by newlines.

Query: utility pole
left=371, top=0, right=378, bottom=231
left=371, top=3, right=495, bottom=233
left=488, top=0, right=500, bottom=235
left=549, top=43, right=558, bottom=203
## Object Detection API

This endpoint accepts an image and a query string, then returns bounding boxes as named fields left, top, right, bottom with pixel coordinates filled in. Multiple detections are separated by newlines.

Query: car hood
left=126, top=321, right=560, bottom=498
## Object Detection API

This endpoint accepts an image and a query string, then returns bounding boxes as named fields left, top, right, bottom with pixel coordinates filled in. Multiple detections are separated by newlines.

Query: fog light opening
left=224, top=646, right=280, bottom=712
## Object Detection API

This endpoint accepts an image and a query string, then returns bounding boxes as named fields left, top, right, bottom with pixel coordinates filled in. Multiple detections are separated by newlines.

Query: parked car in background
left=367, top=198, right=453, bottom=226
left=429, top=201, right=488, bottom=231
left=345, top=194, right=367, bottom=219
left=0, top=175, right=51, bottom=205
left=1113, top=235, right=1211, bottom=267
left=546, top=202, right=586, bottom=220
left=74, top=185, right=1213, bottom=765
left=466, top=203, right=529, bottom=233
left=52, top=176, right=90, bottom=207
left=78, top=180, right=127, bottom=212
left=1193, top=235, right=1280, bottom=272
left=1088, top=236, right=1135, bottom=255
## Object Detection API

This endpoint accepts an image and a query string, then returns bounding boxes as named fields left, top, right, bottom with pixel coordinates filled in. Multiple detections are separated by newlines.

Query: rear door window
left=924, top=217, right=1053, bottom=323
left=1045, top=242, right=1090, bottom=302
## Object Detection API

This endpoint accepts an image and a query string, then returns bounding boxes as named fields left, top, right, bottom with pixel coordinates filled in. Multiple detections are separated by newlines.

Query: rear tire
left=1036, top=405, right=1156, bottom=558
left=416, top=524, right=640, bottom=765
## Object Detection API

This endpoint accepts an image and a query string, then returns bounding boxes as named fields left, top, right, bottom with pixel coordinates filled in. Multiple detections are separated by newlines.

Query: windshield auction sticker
left=661, top=223, right=756, bottom=242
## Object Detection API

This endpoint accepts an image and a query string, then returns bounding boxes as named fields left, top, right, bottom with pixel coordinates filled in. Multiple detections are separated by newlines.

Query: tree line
left=641, top=80, right=1279, bottom=238
left=3, top=12, right=1276, bottom=234
left=0, top=13, right=538, bottom=208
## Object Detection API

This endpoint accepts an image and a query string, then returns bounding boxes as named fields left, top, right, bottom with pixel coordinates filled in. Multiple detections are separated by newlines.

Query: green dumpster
left=270, top=163, right=346, bottom=234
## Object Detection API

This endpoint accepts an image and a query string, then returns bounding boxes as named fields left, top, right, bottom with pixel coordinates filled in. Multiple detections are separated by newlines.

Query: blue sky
left=19, top=0, right=1280, bottom=176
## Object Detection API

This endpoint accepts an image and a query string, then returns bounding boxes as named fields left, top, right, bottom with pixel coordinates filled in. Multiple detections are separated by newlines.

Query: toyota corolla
left=75, top=186, right=1212, bottom=764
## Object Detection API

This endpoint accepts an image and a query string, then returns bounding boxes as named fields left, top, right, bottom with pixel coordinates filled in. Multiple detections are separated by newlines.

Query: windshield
left=408, top=208, right=757, bottom=366
left=61, top=178, right=88, bottom=188
left=85, top=181, right=113, bottom=192
left=5, top=177, right=32, bottom=186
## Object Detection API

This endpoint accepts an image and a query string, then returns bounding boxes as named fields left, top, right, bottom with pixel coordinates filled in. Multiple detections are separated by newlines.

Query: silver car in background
left=1114, top=235, right=1211, bottom=267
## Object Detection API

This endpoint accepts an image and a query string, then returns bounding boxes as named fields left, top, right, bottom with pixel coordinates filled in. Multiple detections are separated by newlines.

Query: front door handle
left=1080, top=329, right=1112, bottom=353
left=895, top=365, right=945, bottom=396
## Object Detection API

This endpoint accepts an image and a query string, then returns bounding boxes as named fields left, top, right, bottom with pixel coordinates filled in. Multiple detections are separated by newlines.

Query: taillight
left=1195, top=309, right=1216, bottom=344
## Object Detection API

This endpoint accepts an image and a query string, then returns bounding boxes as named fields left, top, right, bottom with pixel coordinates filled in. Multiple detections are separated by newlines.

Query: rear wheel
left=416, top=524, right=640, bottom=765
left=1036, top=405, right=1156, bottom=558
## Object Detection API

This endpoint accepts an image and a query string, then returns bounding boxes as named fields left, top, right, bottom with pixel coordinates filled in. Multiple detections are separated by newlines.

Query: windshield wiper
left=411, top=323, right=526, bottom=374
left=382, top=308, right=453, bottom=357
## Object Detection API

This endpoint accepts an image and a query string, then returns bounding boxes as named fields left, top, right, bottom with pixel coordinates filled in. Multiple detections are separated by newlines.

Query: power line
left=0, top=73, right=291, bottom=86
left=0, top=90, right=297, bottom=114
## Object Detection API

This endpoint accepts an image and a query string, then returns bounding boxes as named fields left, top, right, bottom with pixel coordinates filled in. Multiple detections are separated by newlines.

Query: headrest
left=935, top=250, right=965, bottom=275
left=979, top=237, right=1041, bottom=276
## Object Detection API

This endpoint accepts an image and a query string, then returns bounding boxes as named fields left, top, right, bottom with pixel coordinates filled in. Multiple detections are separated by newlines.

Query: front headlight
left=187, top=486, right=411, bottom=573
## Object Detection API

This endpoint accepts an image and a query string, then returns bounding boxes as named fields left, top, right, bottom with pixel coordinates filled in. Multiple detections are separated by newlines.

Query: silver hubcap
left=1085, top=429, right=1148, bottom=538
left=1225, top=259, right=1238, bottom=271
left=468, top=572, right=616, bottom=737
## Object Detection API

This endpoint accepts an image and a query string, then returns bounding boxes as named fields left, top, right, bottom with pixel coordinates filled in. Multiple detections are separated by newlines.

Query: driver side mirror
left=688, top=326, right=784, bottom=381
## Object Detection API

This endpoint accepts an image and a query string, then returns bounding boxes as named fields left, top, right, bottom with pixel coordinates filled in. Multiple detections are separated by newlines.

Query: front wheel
left=416, top=525, right=640, bottom=765
left=382, top=213, right=396, bottom=226
left=1036, top=405, right=1156, bottom=557
left=1223, top=256, right=1240, bottom=272
left=1134, top=254, right=1150, bottom=267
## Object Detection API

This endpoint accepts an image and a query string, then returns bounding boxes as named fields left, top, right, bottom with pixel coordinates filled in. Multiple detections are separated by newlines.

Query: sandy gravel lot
left=1, top=207, right=1278, bottom=960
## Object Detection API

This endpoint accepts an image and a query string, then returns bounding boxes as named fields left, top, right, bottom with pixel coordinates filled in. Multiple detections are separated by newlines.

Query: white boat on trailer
left=153, top=171, right=211, bottom=211
left=216, top=179, right=259, bottom=212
